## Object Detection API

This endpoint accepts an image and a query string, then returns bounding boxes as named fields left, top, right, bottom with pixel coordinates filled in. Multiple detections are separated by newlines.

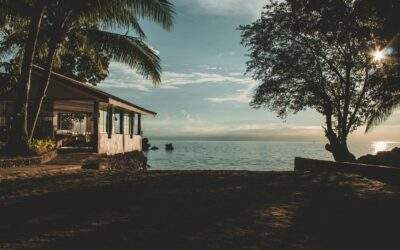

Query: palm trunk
left=3, top=8, right=45, bottom=156
left=28, top=13, right=71, bottom=140
left=28, top=42, right=58, bottom=141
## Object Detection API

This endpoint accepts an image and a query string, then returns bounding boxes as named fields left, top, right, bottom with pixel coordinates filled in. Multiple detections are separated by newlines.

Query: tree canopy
left=240, top=0, right=400, bottom=161
left=0, top=0, right=175, bottom=155
left=0, top=21, right=111, bottom=86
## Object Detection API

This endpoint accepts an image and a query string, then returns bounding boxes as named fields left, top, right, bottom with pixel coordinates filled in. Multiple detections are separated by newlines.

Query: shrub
left=31, top=138, right=56, bottom=155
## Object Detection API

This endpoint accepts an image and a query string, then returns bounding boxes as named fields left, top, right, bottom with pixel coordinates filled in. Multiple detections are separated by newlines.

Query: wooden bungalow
left=0, top=66, right=156, bottom=155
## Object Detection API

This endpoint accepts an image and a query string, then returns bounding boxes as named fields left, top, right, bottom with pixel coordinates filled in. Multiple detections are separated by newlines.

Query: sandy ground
left=1, top=169, right=400, bottom=249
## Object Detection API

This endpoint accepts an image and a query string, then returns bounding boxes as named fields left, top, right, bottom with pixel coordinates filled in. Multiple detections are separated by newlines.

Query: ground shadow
left=1, top=171, right=400, bottom=249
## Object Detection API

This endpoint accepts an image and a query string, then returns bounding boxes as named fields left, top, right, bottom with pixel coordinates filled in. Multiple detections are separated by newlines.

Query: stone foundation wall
left=295, top=157, right=400, bottom=183
left=107, top=151, right=148, bottom=171
left=83, top=151, right=148, bottom=171
left=0, top=150, right=57, bottom=169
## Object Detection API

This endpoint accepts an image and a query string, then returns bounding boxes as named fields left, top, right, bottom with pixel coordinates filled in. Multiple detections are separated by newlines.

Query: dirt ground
left=1, top=169, right=400, bottom=249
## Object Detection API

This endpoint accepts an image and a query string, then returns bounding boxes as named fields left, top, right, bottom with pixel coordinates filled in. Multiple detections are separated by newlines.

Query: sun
left=372, top=49, right=386, bottom=62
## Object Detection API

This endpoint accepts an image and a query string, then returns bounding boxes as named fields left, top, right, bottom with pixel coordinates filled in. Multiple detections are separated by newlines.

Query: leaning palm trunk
left=4, top=8, right=45, bottom=155
left=28, top=16, right=70, bottom=141
left=28, top=42, right=58, bottom=141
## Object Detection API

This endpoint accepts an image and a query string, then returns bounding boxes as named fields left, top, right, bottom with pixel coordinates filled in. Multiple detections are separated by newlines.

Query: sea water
left=145, top=140, right=400, bottom=171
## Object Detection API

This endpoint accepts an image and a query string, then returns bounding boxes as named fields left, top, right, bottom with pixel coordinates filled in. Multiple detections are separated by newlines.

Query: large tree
left=0, top=0, right=174, bottom=155
left=240, top=0, right=400, bottom=162
left=0, top=0, right=46, bottom=155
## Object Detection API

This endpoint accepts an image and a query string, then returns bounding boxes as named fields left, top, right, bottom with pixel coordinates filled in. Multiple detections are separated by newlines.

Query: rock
left=150, top=146, right=159, bottom=150
left=358, top=147, right=400, bottom=168
left=142, top=138, right=151, bottom=151
left=358, top=154, right=378, bottom=165
left=165, top=143, right=174, bottom=151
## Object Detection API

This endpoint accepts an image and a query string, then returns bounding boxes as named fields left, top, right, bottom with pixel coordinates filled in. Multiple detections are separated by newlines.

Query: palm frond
left=126, top=0, right=174, bottom=30
left=83, top=29, right=161, bottom=84
left=67, top=0, right=174, bottom=31
left=96, top=9, right=146, bottom=39
left=366, top=102, right=400, bottom=133
left=0, top=29, right=26, bottom=51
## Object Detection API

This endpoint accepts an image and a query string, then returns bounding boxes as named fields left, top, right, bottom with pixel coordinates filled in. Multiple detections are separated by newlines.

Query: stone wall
left=295, top=157, right=400, bottom=183
left=98, top=133, right=142, bottom=155
left=83, top=151, right=148, bottom=171
left=0, top=150, right=57, bottom=169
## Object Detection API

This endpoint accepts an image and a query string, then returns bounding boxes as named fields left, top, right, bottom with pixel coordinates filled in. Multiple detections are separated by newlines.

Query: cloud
left=101, top=62, right=255, bottom=91
left=144, top=115, right=400, bottom=142
left=206, top=77, right=257, bottom=104
left=206, top=89, right=250, bottom=104
left=144, top=116, right=324, bottom=140
left=180, top=109, right=201, bottom=123
left=177, top=0, right=265, bottom=17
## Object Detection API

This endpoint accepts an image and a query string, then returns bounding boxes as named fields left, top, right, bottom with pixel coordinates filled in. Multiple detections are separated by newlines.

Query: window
left=99, top=109, right=107, bottom=133
left=124, top=113, right=130, bottom=135
left=129, top=113, right=134, bottom=136
left=134, top=114, right=139, bottom=135
left=113, top=110, right=123, bottom=134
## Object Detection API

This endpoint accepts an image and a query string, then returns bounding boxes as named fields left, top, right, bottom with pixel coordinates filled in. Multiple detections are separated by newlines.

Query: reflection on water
left=371, top=141, right=400, bottom=154
left=372, top=141, right=389, bottom=154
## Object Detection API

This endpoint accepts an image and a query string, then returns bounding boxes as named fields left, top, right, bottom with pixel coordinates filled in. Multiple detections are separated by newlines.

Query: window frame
left=113, top=109, right=124, bottom=134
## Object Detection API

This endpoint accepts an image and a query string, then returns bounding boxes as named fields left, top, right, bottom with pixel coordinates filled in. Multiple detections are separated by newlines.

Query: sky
left=99, top=0, right=400, bottom=142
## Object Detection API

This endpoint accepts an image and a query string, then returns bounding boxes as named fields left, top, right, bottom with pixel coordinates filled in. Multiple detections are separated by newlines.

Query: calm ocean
left=145, top=140, right=400, bottom=171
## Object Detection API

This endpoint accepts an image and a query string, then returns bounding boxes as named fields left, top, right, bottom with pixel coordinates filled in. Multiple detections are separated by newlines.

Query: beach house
left=0, top=66, right=156, bottom=155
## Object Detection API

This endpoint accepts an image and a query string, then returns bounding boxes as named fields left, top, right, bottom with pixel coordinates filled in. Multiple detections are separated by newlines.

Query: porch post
left=107, top=106, right=113, bottom=139
left=129, top=112, right=134, bottom=138
left=93, top=102, right=99, bottom=152
left=137, top=114, right=142, bottom=135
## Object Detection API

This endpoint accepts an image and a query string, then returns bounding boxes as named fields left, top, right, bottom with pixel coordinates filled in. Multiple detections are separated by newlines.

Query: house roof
left=32, top=66, right=157, bottom=116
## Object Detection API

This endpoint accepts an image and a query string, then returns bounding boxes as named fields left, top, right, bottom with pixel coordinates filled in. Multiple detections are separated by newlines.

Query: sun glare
left=372, top=141, right=388, bottom=154
left=372, top=49, right=386, bottom=62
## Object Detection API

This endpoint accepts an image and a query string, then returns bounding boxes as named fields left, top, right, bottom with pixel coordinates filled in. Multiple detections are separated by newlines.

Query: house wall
left=97, top=134, right=142, bottom=155
left=96, top=104, right=143, bottom=155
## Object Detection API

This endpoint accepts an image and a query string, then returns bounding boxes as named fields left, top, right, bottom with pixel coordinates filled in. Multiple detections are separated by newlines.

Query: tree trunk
left=3, top=8, right=45, bottom=156
left=28, top=42, right=58, bottom=141
left=325, top=129, right=356, bottom=162
left=28, top=13, right=71, bottom=141
left=324, top=106, right=356, bottom=163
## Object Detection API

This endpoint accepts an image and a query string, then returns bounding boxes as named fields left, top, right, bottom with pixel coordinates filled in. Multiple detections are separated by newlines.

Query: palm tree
left=0, top=0, right=174, bottom=155
left=0, top=0, right=46, bottom=155
left=365, top=36, right=400, bottom=133
left=366, top=93, right=400, bottom=133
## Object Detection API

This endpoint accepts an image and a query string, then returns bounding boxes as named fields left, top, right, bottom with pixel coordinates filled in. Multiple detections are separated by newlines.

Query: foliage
left=31, top=138, right=56, bottom=155
left=0, top=0, right=175, bottom=155
left=0, top=0, right=175, bottom=85
left=365, top=57, right=400, bottom=132
left=0, top=59, right=20, bottom=94
left=239, top=0, right=400, bottom=161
